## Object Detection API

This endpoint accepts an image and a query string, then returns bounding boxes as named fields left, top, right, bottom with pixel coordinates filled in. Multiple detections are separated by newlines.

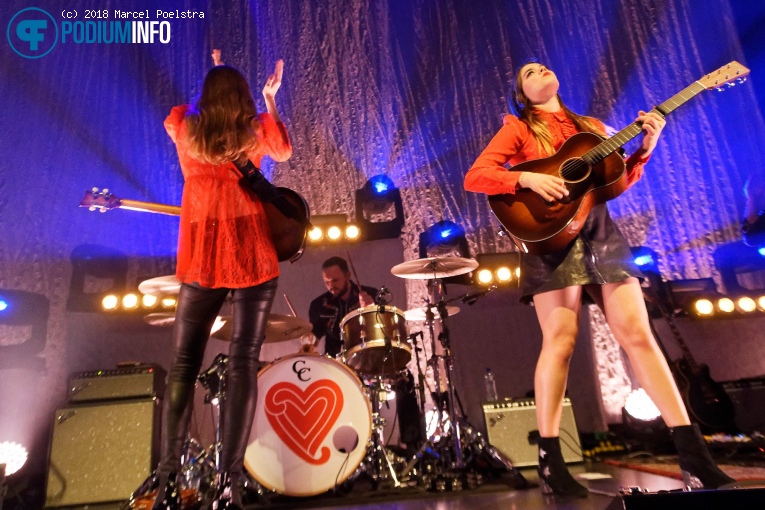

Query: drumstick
left=283, top=293, right=298, bottom=317
left=345, top=249, right=364, bottom=291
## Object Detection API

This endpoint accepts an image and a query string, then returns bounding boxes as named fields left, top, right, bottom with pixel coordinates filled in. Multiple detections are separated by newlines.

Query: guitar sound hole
left=559, top=158, right=590, bottom=183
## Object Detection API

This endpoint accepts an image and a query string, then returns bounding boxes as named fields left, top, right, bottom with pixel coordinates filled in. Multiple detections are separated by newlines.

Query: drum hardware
left=362, top=376, right=402, bottom=488
left=197, top=353, right=229, bottom=470
left=391, top=257, right=526, bottom=490
left=339, top=304, right=412, bottom=376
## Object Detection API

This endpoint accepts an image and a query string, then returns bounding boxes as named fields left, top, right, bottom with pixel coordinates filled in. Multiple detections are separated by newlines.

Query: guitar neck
left=118, top=199, right=181, bottom=216
left=584, top=81, right=707, bottom=165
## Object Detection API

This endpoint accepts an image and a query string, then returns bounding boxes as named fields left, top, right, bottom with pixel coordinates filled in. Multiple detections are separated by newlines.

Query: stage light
left=142, top=294, right=158, bottom=308
left=419, top=220, right=470, bottom=259
left=356, top=176, right=404, bottom=240
left=694, top=298, right=715, bottom=316
left=623, top=388, right=661, bottom=421
left=496, top=267, right=512, bottom=282
left=102, top=294, right=118, bottom=310
left=0, top=298, right=7, bottom=312
left=345, top=225, right=360, bottom=240
left=718, top=297, right=735, bottom=313
left=308, top=214, right=362, bottom=245
left=473, top=253, right=521, bottom=287
left=477, top=269, right=493, bottom=284
left=630, top=246, right=659, bottom=272
left=308, top=226, right=323, bottom=241
left=0, top=441, right=28, bottom=476
left=759, top=247, right=765, bottom=257
left=122, top=293, right=139, bottom=310
left=759, top=296, right=765, bottom=310
left=737, top=296, right=757, bottom=313
left=161, top=297, right=177, bottom=308
left=327, top=226, right=342, bottom=240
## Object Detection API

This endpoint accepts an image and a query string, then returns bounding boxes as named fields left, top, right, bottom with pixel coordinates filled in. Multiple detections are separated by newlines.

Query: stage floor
left=247, top=462, right=687, bottom=510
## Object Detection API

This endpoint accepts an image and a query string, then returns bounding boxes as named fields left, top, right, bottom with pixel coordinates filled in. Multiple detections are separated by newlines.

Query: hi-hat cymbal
left=138, top=275, right=181, bottom=297
left=404, top=305, right=461, bottom=322
left=211, top=314, right=313, bottom=343
left=391, top=257, right=478, bottom=279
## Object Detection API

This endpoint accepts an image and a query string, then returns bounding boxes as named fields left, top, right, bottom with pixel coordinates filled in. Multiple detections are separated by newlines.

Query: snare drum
left=244, top=354, right=372, bottom=496
left=339, top=304, right=412, bottom=376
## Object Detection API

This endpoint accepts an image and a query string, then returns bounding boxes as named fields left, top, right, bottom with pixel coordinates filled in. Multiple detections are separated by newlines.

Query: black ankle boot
left=210, top=472, right=243, bottom=510
left=151, top=472, right=181, bottom=510
left=537, top=436, right=588, bottom=498
left=671, top=424, right=736, bottom=489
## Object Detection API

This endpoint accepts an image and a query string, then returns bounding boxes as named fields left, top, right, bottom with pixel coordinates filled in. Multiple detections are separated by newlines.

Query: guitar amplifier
left=68, top=365, right=165, bottom=403
left=483, top=397, right=582, bottom=467
left=722, top=378, right=765, bottom=433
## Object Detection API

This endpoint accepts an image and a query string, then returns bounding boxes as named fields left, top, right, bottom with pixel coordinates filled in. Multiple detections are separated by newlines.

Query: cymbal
left=404, top=305, right=461, bottom=322
left=138, top=275, right=181, bottom=297
left=390, top=257, right=478, bottom=279
left=144, top=313, right=228, bottom=335
left=211, top=314, right=313, bottom=344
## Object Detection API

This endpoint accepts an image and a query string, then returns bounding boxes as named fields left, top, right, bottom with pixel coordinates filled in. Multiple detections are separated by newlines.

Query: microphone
left=374, top=286, right=392, bottom=305
left=461, top=286, right=497, bottom=305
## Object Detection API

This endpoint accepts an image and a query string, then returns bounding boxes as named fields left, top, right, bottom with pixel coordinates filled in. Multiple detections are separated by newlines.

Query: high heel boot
left=537, top=436, right=588, bottom=498
left=151, top=472, right=181, bottom=510
left=671, top=424, right=735, bottom=489
left=210, top=472, right=243, bottom=510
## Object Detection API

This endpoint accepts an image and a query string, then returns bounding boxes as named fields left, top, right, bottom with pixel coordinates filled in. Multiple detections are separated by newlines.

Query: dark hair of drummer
left=322, top=256, right=349, bottom=273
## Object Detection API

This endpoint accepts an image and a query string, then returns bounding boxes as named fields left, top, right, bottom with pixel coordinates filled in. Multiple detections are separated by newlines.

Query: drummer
left=307, top=256, right=378, bottom=357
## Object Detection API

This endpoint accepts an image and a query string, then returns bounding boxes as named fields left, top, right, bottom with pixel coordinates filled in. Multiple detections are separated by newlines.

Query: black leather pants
left=156, top=277, right=278, bottom=478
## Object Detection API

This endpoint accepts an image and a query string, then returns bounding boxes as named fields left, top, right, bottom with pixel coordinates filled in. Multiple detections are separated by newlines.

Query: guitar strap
left=233, top=158, right=311, bottom=228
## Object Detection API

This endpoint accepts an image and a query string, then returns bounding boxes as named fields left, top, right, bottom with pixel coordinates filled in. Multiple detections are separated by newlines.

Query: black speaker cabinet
left=722, top=378, right=765, bottom=433
left=483, top=397, right=582, bottom=467
left=45, top=398, right=160, bottom=507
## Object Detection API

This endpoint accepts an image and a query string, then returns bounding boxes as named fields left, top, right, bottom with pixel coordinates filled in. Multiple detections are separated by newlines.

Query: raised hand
left=262, top=59, right=284, bottom=99
left=211, top=48, right=223, bottom=66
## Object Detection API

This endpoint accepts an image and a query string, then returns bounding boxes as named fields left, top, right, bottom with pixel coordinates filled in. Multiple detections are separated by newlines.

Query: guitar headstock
left=698, top=61, right=750, bottom=91
left=80, top=187, right=121, bottom=212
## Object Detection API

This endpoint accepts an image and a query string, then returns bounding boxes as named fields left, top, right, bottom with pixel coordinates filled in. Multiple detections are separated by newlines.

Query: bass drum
left=244, top=353, right=372, bottom=496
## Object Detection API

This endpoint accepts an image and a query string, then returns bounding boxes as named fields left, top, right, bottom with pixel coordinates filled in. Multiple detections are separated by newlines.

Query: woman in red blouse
left=465, top=61, right=733, bottom=498
left=150, top=59, right=291, bottom=509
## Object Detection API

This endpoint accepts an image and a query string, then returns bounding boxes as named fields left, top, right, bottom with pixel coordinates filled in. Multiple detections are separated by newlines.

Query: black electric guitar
left=489, top=61, right=750, bottom=255
left=645, top=283, right=737, bottom=434
left=80, top=187, right=310, bottom=263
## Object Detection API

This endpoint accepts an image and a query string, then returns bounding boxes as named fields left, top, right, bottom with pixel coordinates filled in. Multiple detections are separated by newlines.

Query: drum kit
left=135, top=256, right=525, bottom=501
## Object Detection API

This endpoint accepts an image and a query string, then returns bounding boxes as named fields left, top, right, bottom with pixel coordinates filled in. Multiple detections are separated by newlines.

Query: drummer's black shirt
left=308, top=284, right=379, bottom=358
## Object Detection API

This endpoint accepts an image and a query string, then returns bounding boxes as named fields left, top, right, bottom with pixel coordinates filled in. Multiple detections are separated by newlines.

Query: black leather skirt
left=519, top=203, right=643, bottom=304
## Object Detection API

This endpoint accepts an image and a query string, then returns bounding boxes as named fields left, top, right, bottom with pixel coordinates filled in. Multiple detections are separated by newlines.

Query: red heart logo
left=264, top=380, right=344, bottom=465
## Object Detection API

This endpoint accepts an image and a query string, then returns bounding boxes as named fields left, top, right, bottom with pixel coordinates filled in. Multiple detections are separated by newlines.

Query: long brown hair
left=186, top=65, right=260, bottom=165
left=511, top=60, right=604, bottom=156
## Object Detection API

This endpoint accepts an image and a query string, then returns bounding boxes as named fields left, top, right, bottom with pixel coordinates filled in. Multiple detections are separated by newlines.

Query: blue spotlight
left=634, top=254, right=655, bottom=267
left=630, top=246, right=659, bottom=273
left=0, top=298, right=8, bottom=312
left=758, top=247, right=765, bottom=257
left=419, top=220, right=469, bottom=259
left=369, top=175, right=394, bottom=196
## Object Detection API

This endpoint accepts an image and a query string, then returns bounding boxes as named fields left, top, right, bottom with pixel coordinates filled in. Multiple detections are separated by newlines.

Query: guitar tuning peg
left=89, top=205, right=97, bottom=212
left=102, top=188, right=110, bottom=195
left=99, top=208, right=107, bottom=213
left=715, top=87, right=724, bottom=92
left=737, top=77, right=747, bottom=84
left=727, top=82, right=735, bottom=88
left=91, top=187, right=99, bottom=193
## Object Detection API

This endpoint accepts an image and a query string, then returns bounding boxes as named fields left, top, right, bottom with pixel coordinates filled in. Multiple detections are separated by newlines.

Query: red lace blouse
left=464, top=110, right=649, bottom=195
left=164, top=105, right=293, bottom=288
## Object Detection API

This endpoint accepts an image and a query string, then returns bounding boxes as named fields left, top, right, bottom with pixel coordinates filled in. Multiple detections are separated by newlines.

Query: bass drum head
left=244, top=353, right=372, bottom=496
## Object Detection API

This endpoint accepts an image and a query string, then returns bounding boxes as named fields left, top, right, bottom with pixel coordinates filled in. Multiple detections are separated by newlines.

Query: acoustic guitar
left=489, top=61, right=750, bottom=255
left=80, top=187, right=310, bottom=263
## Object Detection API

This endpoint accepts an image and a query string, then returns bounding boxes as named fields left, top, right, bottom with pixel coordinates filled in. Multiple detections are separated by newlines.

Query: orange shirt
left=164, top=105, right=293, bottom=288
left=464, top=110, right=649, bottom=195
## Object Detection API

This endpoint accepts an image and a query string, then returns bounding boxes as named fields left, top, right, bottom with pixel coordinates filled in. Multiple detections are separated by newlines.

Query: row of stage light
left=101, top=293, right=176, bottom=312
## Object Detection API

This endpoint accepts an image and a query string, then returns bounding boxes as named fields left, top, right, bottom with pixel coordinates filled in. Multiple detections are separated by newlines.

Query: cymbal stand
left=197, top=352, right=228, bottom=471
left=364, top=377, right=401, bottom=488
